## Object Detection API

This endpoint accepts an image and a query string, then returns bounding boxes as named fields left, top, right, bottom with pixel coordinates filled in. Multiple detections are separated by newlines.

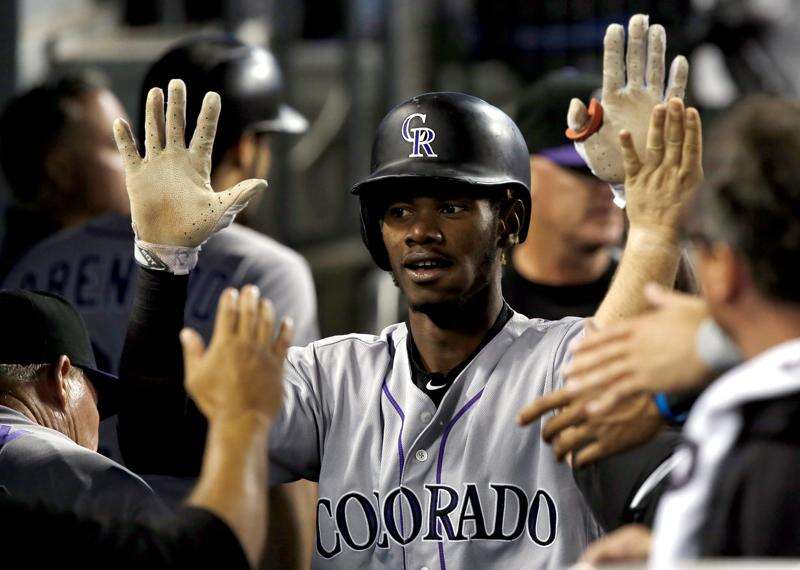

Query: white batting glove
left=565, top=14, right=689, bottom=196
left=113, top=79, right=267, bottom=274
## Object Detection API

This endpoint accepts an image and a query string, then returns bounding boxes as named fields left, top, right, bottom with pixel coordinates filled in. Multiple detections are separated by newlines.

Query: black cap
left=0, top=290, right=118, bottom=419
left=515, top=69, right=601, bottom=171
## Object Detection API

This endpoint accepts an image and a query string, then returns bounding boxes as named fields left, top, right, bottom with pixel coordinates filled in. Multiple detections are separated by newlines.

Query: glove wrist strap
left=134, top=239, right=201, bottom=275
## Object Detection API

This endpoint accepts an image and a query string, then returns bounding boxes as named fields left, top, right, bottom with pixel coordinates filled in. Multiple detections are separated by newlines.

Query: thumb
left=210, top=178, right=268, bottom=234
left=218, top=178, right=268, bottom=212
left=180, top=327, right=206, bottom=372
left=567, top=98, right=589, bottom=131
left=644, top=282, right=681, bottom=308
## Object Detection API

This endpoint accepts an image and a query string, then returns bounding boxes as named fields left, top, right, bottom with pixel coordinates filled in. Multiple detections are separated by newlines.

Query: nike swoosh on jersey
left=425, top=379, right=447, bottom=390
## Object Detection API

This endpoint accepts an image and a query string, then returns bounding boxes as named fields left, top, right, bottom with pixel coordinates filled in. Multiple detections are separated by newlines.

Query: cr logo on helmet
left=401, top=113, right=438, bottom=158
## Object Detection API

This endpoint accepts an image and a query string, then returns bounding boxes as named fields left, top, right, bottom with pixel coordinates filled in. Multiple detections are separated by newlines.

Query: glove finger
left=113, top=118, right=142, bottom=169
left=567, top=98, right=589, bottom=131
left=211, top=179, right=269, bottom=234
left=625, top=14, right=648, bottom=88
left=602, top=23, right=625, bottom=99
left=665, top=55, right=689, bottom=100
left=144, top=87, right=165, bottom=157
left=166, top=79, right=187, bottom=149
left=220, top=178, right=267, bottom=209
left=189, top=91, right=221, bottom=178
left=646, top=24, right=666, bottom=99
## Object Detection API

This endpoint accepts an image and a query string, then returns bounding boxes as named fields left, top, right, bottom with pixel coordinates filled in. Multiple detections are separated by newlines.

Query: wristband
left=134, top=240, right=201, bottom=275
left=565, top=98, right=604, bottom=141
left=653, top=392, right=690, bottom=426
left=609, top=183, right=626, bottom=209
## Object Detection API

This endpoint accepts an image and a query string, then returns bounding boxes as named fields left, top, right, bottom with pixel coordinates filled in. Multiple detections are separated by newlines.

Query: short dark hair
left=0, top=71, right=108, bottom=206
left=696, top=96, right=800, bottom=303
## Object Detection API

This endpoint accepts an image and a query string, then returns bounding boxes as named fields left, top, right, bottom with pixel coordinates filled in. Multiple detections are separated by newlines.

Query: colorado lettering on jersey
left=315, top=483, right=557, bottom=558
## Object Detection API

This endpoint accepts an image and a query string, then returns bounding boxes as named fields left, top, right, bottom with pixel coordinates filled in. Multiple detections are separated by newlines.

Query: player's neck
left=512, top=235, right=612, bottom=286
left=0, top=391, right=47, bottom=427
left=407, top=283, right=503, bottom=374
left=724, top=296, right=800, bottom=360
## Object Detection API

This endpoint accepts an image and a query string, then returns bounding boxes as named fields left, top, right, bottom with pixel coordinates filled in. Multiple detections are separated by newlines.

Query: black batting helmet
left=351, top=92, right=531, bottom=270
left=139, top=35, right=307, bottom=166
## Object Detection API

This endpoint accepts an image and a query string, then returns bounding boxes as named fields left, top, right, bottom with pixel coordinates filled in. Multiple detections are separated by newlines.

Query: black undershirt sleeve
left=117, top=267, right=206, bottom=476
left=573, top=428, right=682, bottom=531
left=1, top=497, right=248, bottom=569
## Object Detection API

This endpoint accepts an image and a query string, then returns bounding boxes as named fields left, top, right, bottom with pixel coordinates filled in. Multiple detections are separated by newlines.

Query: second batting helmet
left=351, top=92, right=531, bottom=270
left=139, top=35, right=307, bottom=164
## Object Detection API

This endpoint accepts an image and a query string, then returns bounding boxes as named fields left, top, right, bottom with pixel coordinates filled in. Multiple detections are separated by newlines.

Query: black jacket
left=700, top=391, right=800, bottom=556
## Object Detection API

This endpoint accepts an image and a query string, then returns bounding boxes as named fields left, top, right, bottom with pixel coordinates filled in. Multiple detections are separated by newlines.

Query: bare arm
left=182, top=286, right=293, bottom=567
left=594, top=99, right=702, bottom=326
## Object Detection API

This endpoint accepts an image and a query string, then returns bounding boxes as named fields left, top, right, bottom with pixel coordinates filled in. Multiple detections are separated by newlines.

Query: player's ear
left=498, top=191, right=525, bottom=248
left=695, top=242, right=741, bottom=304
left=37, top=355, right=71, bottom=410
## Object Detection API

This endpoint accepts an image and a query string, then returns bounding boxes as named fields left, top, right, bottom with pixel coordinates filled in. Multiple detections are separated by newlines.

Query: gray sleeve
left=245, top=256, right=320, bottom=347
left=267, top=347, right=325, bottom=485
left=0, top=437, right=169, bottom=524
left=71, top=456, right=172, bottom=524
left=547, top=318, right=585, bottom=392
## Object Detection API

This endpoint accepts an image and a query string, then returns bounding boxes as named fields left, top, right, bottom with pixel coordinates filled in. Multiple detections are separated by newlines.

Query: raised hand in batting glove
left=180, top=285, right=293, bottom=425
left=113, top=79, right=267, bottom=274
left=566, top=14, right=689, bottom=199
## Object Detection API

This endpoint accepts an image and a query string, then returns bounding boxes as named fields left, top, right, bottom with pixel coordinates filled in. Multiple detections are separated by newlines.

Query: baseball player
left=0, top=36, right=318, bottom=375
left=113, top=15, right=699, bottom=568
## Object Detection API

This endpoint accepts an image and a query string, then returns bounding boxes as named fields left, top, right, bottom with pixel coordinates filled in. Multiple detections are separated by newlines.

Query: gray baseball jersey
left=0, top=213, right=319, bottom=373
left=0, top=405, right=167, bottom=522
left=269, top=313, right=601, bottom=569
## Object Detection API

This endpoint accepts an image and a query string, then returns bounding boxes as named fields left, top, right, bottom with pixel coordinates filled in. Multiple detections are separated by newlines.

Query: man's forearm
left=594, top=227, right=681, bottom=326
left=118, top=267, right=206, bottom=475
left=188, top=414, right=271, bottom=568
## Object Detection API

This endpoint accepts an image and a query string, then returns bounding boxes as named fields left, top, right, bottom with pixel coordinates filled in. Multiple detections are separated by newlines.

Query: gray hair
left=694, top=96, right=800, bottom=304
left=0, top=363, right=48, bottom=385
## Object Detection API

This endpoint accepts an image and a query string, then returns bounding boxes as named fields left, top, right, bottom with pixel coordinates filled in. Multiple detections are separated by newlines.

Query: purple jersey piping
left=435, top=388, right=486, bottom=570
left=382, top=379, right=407, bottom=570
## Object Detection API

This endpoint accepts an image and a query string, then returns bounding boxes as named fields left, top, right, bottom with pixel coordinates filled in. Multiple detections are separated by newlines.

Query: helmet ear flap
left=359, top=198, right=391, bottom=271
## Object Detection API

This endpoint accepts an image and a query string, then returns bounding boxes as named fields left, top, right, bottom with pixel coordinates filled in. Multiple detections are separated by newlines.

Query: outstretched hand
left=621, top=98, right=703, bottom=238
left=564, top=285, right=710, bottom=414
left=180, top=285, right=293, bottom=424
left=517, top=386, right=663, bottom=468
left=568, top=14, right=689, bottom=185
left=113, top=79, right=266, bottom=249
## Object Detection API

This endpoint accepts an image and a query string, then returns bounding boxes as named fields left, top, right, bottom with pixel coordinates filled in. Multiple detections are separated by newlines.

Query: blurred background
left=1, top=0, right=798, bottom=337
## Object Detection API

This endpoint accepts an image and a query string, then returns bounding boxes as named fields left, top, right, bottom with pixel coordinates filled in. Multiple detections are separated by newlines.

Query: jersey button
left=415, top=449, right=428, bottom=462
left=420, top=412, right=432, bottom=423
